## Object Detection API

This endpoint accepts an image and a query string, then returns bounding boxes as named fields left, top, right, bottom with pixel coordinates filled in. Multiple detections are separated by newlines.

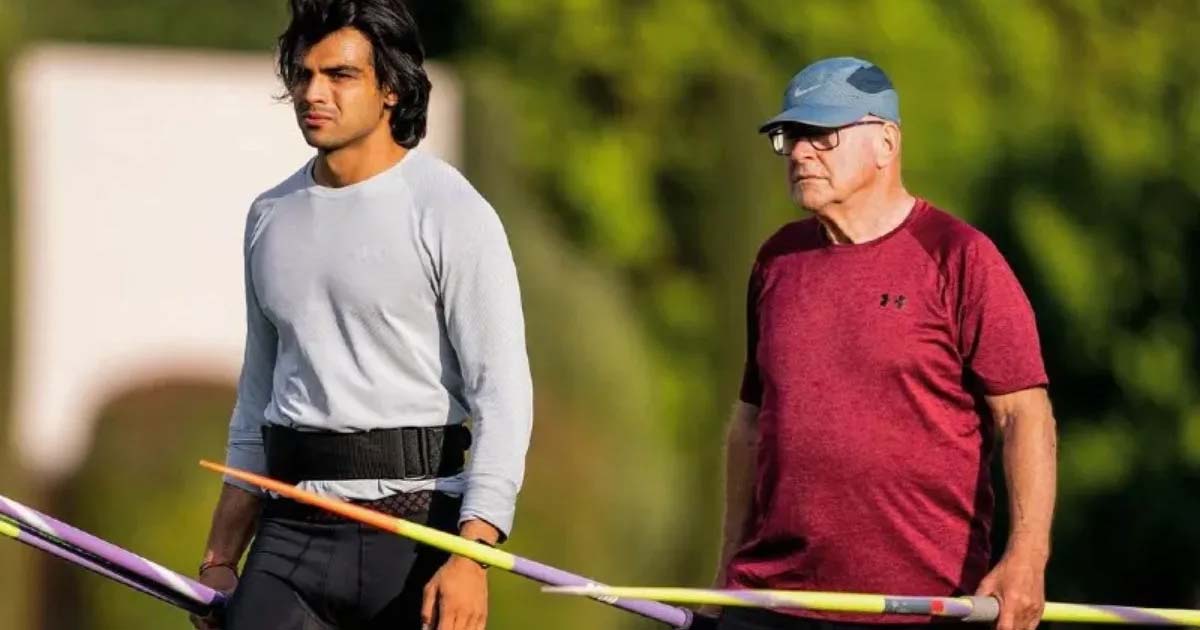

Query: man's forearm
left=716, top=402, right=760, bottom=582
left=200, top=483, right=263, bottom=567
left=998, top=391, right=1057, bottom=561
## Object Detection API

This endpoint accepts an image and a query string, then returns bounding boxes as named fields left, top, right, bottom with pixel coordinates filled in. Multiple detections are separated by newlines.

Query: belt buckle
left=400, top=427, right=429, bottom=480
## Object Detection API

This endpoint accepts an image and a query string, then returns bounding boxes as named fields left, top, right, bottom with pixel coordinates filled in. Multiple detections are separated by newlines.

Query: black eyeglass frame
left=768, top=120, right=887, bottom=155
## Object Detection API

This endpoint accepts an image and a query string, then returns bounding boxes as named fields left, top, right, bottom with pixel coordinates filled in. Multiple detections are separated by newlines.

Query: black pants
left=719, top=608, right=943, bottom=630
left=224, top=493, right=461, bottom=630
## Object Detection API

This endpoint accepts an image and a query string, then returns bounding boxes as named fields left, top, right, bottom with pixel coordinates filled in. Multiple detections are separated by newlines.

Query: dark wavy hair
left=277, top=0, right=431, bottom=148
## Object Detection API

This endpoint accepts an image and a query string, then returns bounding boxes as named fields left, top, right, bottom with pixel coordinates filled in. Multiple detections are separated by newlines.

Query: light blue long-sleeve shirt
left=224, top=148, right=533, bottom=536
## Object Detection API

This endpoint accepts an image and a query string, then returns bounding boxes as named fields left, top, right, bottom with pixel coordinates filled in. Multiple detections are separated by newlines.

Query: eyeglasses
left=768, top=120, right=886, bottom=155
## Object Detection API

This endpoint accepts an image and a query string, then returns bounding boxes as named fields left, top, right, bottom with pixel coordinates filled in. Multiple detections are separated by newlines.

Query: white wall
left=9, top=44, right=461, bottom=477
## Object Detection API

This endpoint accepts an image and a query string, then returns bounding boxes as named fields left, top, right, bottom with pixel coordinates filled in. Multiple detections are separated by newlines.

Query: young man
left=190, top=2, right=532, bottom=629
left=710, top=57, right=1057, bottom=630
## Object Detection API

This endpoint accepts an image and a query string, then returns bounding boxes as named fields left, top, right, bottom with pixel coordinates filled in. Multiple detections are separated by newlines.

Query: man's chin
left=301, top=131, right=345, bottom=151
left=304, top=140, right=341, bottom=151
left=791, top=190, right=830, bottom=213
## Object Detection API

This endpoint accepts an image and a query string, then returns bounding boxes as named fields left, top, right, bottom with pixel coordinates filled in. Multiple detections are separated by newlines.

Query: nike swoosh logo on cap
left=791, top=83, right=822, bottom=100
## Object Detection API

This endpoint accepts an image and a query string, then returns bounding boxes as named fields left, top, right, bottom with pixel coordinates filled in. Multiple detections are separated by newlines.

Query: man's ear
left=384, top=90, right=399, bottom=108
left=876, top=123, right=901, bottom=168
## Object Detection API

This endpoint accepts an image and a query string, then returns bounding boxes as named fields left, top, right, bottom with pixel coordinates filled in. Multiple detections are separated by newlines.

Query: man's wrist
left=458, top=518, right=502, bottom=545
left=1004, top=535, right=1051, bottom=565
left=448, top=552, right=490, bottom=571
left=454, top=518, right=501, bottom=570
left=198, top=559, right=240, bottom=576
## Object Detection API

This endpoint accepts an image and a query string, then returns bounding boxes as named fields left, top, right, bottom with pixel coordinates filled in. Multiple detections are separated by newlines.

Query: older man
left=710, top=57, right=1058, bottom=630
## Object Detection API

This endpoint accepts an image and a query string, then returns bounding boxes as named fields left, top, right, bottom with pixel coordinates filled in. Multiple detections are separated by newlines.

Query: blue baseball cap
left=759, top=57, right=900, bottom=133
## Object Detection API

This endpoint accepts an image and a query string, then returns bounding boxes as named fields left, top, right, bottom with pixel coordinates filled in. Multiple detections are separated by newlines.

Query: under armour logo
left=880, top=293, right=906, bottom=309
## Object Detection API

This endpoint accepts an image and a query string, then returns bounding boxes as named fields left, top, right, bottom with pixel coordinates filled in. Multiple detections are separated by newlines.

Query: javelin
left=541, top=585, right=1200, bottom=626
left=0, top=515, right=211, bottom=615
left=0, top=493, right=224, bottom=612
left=201, top=460, right=717, bottom=630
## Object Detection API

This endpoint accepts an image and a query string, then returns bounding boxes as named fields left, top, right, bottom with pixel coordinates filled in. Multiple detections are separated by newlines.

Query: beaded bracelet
left=198, top=560, right=240, bottom=576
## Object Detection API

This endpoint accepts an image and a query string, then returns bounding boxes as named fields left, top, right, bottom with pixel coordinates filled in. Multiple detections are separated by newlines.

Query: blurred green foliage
left=2, top=1, right=1199, bottom=629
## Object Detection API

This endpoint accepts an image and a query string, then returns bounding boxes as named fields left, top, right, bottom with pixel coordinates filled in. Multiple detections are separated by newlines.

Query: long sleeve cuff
left=459, top=472, right=519, bottom=539
left=224, top=436, right=268, bottom=496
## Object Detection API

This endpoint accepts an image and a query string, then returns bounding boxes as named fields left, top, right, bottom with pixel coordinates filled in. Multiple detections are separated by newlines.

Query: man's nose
left=302, top=76, right=331, bottom=106
left=789, top=138, right=819, bottom=161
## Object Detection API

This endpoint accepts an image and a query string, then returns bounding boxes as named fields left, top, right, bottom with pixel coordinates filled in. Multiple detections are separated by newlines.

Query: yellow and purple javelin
left=202, top=460, right=717, bottom=630
left=0, top=493, right=224, bottom=616
left=542, top=585, right=1200, bottom=627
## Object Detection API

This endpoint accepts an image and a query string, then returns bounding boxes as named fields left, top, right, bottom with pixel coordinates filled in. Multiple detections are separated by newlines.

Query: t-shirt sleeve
left=957, top=236, right=1048, bottom=395
left=739, top=262, right=764, bottom=406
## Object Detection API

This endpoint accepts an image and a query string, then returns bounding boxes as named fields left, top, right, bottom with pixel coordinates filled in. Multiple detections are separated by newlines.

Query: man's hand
left=975, top=550, right=1047, bottom=630
left=189, top=565, right=239, bottom=630
left=191, top=484, right=260, bottom=629
left=421, top=555, right=488, bottom=630
left=421, top=519, right=496, bottom=630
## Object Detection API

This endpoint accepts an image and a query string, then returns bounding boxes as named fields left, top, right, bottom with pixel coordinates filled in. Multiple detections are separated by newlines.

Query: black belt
left=262, top=491, right=450, bottom=522
left=262, top=424, right=471, bottom=484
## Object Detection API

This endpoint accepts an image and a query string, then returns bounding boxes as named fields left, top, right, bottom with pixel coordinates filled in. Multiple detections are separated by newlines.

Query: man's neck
left=313, top=128, right=409, bottom=188
left=815, top=184, right=916, bottom=245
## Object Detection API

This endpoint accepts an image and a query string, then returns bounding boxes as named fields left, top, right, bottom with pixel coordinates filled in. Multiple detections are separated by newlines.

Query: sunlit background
left=1, top=1, right=1199, bottom=628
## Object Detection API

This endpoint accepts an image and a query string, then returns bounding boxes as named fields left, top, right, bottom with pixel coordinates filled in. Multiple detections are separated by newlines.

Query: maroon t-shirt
left=729, top=199, right=1047, bottom=623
